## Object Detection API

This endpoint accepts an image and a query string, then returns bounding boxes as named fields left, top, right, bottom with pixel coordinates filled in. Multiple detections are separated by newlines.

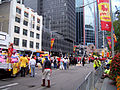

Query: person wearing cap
left=41, top=57, right=52, bottom=88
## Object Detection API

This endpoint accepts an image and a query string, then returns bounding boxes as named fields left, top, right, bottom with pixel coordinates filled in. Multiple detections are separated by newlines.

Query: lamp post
left=110, top=0, right=114, bottom=57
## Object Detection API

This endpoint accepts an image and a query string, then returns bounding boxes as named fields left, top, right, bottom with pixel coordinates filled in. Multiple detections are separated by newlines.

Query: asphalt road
left=0, top=63, right=94, bottom=90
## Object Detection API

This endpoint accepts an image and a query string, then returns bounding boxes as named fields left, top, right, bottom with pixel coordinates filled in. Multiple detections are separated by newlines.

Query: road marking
left=2, top=88, right=10, bottom=90
left=0, top=83, right=19, bottom=89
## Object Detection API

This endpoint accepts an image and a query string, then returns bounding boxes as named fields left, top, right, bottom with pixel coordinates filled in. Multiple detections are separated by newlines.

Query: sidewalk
left=101, top=78, right=117, bottom=90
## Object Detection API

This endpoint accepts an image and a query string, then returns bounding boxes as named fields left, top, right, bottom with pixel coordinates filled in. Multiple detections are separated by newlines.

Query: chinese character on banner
left=8, top=43, right=13, bottom=62
left=97, top=0, right=111, bottom=32
left=50, top=38, right=55, bottom=50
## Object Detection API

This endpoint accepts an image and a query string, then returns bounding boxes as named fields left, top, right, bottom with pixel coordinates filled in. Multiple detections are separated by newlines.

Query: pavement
left=0, top=63, right=94, bottom=90
left=101, top=78, right=117, bottom=90
left=95, top=77, right=117, bottom=90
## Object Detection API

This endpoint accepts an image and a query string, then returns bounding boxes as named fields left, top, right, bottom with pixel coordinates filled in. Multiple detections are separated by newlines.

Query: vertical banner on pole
left=106, top=36, right=112, bottom=49
left=50, top=38, right=55, bottom=50
left=97, top=0, right=111, bottom=32
left=73, top=46, right=77, bottom=53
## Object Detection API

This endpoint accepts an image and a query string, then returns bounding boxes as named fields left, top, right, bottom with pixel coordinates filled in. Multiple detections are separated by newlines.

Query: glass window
left=16, top=7, right=21, bottom=14
left=14, top=26, right=20, bottom=34
left=23, top=29, right=27, bottom=36
left=36, top=33, right=40, bottom=39
left=16, top=0, right=20, bottom=3
left=22, top=39, right=27, bottom=47
left=30, top=41, right=34, bottom=48
left=14, top=37, right=19, bottom=46
left=23, top=20, right=28, bottom=26
left=36, top=43, right=39, bottom=49
left=30, top=31, right=34, bottom=38
left=32, top=24, right=35, bottom=28
left=37, top=19, right=40, bottom=23
left=15, top=17, right=20, bottom=23
left=24, top=12, right=28, bottom=17
left=37, top=26, right=40, bottom=31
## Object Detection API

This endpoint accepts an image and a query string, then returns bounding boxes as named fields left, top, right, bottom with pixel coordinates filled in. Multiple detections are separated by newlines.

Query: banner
left=113, top=29, right=117, bottom=43
left=50, top=38, right=55, bottom=50
left=106, top=36, right=112, bottom=49
left=97, top=0, right=111, bottom=32
left=8, top=43, right=13, bottom=62
left=73, top=46, right=77, bottom=53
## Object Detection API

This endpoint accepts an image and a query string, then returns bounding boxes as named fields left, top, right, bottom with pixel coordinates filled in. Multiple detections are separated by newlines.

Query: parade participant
left=41, top=57, right=52, bottom=88
left=29, top=56, right=36, bottom=77
left=67, top=57, right=70, bottom=69
left=53, top=57, right=57, bottom=69
left=20, top=54, right=28, bottom=77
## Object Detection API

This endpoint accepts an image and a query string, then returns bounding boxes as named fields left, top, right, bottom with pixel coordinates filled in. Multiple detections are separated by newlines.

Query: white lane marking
left=0, top=83, right=19, bottom=89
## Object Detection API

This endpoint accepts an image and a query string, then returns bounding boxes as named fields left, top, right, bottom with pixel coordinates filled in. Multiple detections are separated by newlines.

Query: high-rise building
left=24, top=0, right=76, bottom=54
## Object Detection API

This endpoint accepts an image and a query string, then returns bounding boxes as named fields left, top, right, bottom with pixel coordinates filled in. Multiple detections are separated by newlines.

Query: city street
left=0, top=63, right=94, bottom=90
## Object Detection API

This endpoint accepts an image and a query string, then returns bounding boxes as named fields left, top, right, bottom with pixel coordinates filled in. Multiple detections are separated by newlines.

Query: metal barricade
left=76, top=64, right=105, bottom=90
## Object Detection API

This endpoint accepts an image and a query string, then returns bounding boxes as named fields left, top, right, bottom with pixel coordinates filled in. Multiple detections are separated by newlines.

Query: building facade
left=24, top=0, right=76, bottom=54
left=0, top=0, right=43, bottom=51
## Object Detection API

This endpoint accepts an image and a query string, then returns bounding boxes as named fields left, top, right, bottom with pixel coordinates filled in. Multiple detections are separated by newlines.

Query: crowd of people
left=0, top=49, right=113, bottom=88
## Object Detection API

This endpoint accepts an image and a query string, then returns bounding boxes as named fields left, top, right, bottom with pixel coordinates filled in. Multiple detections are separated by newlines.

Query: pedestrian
left=64, top=57, right=67, bottom=70
left=60, top=57, right=64, bottom=70
left=82, top=57, right=85, bottom=66
left=20, top=54, right=28, bottom=77
left=29, top=56, right=36, bottom=77
left=53, top=57, right=57, bottom=69
left=41, top=57, right=52, bottom=88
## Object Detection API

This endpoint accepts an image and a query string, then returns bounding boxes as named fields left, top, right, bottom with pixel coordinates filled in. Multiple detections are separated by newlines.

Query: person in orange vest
left=20, top=54, right=28, bottom=77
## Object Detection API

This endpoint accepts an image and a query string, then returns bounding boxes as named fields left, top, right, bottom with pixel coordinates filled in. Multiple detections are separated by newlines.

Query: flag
left=113, top=29, right=117, bottom=43
left=8, top=43, right=13, bottom=63
left=106, top=36, right=111, bottom=49
left=50, top=38, right=55, bottom=50
left=97, top=0, right=111, bottom=32
left=73, top=46, right=77, bottom=53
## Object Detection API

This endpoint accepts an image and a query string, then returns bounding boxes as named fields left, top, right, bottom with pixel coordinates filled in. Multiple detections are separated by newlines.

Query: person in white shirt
left=29, top=56, right=36, bottom=77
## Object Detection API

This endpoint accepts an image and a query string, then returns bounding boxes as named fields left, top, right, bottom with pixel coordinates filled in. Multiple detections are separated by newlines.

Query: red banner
left=73, top=45, right=77, bottom=53
left=8, top=43, right=13, bottom=62
left=97, top=0, right=111, bottom=32
left=50, top=38, right=55, bottom=50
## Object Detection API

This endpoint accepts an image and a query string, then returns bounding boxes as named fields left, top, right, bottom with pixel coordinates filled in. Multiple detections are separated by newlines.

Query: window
left=33, top=16, right=35, bottom=21
left=23, top=20, right=28, bottom=26
left=23, top=29, right=27, bottom=36
left=32, top=24, right=35, bottom=28
left=16, top=0, right=20, bottom=3
left=37, top=19, right=40, bottom=23
left=22, top=39, right=27, bottom=47
left=15, top=17, right=20, bottom=23
left=37, top=26, right=40, bottom=31
left=14, top=37, right=19, bottom=46
left=36, top=43, right=39, bottom=49
left=30, top=31, right=34, bottom=38
left=16, top=7, right=21, bottom=14
left=36, top=33, right=40, bottom=39
left=24, top=12, right=28, bottom=17
left=14, top=26, right=20, bottom=34
left=30, top=41, right=34, bottom=48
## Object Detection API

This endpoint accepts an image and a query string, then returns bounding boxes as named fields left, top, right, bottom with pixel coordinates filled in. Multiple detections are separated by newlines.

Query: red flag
left=50, top=38, right=55, bottom=50
left=106, top=36, right=111, bottom=49
left=73, top=45, right=77, bottom=53
left=97, top=0, right=111, bottom=32
left=8, top=43, right=13, bottom=63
